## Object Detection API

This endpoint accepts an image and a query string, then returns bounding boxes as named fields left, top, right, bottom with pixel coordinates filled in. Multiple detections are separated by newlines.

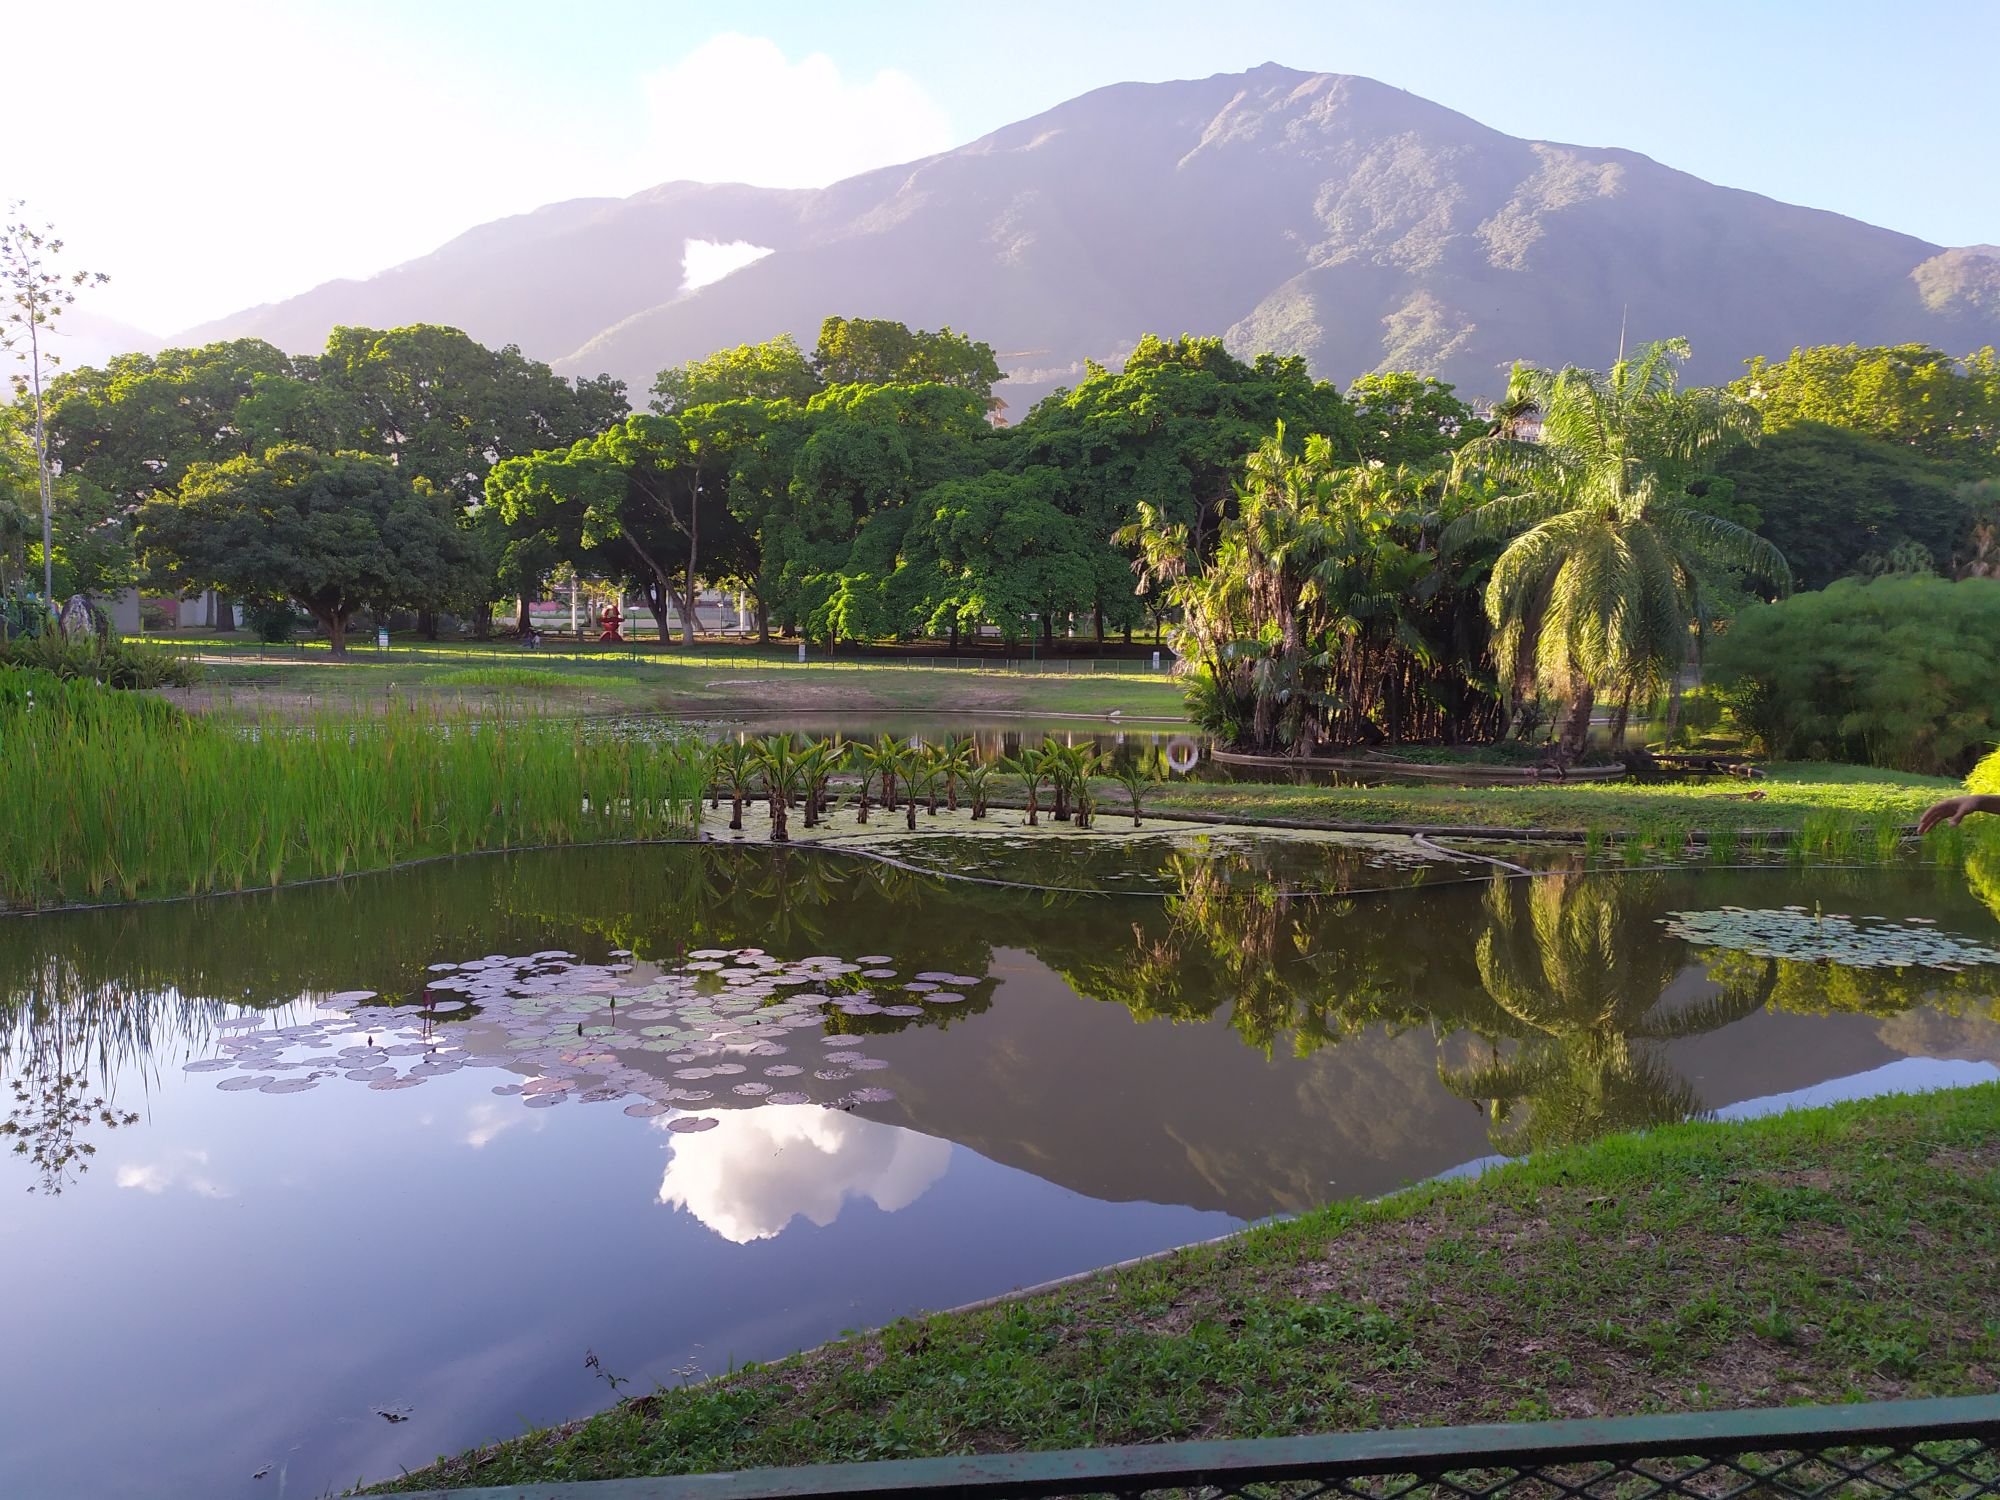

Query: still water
left=4, top=843, right=1998, bottom=1499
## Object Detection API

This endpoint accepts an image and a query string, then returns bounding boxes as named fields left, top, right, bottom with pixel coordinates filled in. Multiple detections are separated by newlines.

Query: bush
left=1, top=586, right=53, bottom=641
left=1709, top=576, right=2000, bottom=775
left=0, top=632, right=201, bottom=690
left=246, top=599, right=297, bottom=644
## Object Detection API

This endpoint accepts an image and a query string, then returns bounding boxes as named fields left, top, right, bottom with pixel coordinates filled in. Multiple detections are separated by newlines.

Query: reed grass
left=0, top=672, right=703, bottom=909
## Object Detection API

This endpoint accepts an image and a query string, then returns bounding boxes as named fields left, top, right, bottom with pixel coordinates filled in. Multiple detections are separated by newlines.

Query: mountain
left=183, top=64, right=2000, bottom=407
left=40, top=308, right=163, bottom=372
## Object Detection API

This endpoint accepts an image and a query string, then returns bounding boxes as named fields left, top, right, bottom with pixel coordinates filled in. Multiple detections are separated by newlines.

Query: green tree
left=812, top=317, right=1002, bottom=401
left=1705, top=421, right=1981, bottom=587
left=136, top=446, right=479, bottom=654
left=1732, top=343, right=2000, bottom=471
left=43, top=340, right=306, bottom=509
left=1448, top=338, right=1789, bottom=751
left=651, top=334, right=820, bottom=414
left=1346, top=370, right=1478, bottom=466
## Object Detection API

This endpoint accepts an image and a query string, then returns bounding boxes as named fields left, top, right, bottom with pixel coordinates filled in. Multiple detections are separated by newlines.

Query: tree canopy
left=136, top=446, right=480, bottom=653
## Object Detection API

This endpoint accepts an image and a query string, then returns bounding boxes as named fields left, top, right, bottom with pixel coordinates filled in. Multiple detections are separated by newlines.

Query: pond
left=4, top=841, right=1998, bottom=1499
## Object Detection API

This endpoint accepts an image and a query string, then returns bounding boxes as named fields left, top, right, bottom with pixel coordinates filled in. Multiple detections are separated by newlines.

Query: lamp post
left=1028, top=612, right=1038, bottom=667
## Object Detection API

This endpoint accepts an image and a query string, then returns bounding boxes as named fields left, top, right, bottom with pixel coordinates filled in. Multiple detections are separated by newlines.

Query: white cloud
left=641, top=34, right=954, bottom=189
left=657, top=1105, right=951, bottom=1243
left=682, top=239, right=775, bottom=293
left=117, top=1148, right=230, bottom=1199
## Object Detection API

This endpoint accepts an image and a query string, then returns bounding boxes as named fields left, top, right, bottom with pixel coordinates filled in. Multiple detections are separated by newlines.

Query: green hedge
left=1709, top=576, right=2000, bottom=775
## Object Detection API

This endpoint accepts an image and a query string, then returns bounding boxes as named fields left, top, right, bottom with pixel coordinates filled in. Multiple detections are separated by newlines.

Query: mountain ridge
left=181, top=64, right=1998, bottom=405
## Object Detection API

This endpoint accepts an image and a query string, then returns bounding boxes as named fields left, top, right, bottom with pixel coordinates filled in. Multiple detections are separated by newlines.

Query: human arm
left=1917, top=795, right=2000, bottom=834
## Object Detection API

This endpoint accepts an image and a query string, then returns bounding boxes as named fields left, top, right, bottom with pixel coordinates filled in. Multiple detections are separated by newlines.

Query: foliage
left=1138, top=424, right=1500, bottom=754
left=810, top=317, right=1001, bottom=400
left=0, top=682, right=702, bottom=908
left=1708, top=575, right=2000, bottom=774
left=1732, top=342, right=2000, bottom=472
left=0, top=634, right=197, bottom=689
left=651, top=333, right=820, bottom=414
left=1448, top=339, right=1788, bottom=749
left=1705, top=421, right=1985, bottom=587
left=1345, top=371, right=1479, bottom=466
left=137, top=445, right=482, bottom=654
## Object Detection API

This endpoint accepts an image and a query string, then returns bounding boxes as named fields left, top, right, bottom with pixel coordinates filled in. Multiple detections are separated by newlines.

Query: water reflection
left=658, top=1106, right=952, bottom=1243
left=5, top=845, right=2000, bottom=1500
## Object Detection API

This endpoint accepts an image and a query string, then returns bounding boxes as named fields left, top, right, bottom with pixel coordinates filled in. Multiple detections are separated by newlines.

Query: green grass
left=1141, top=762, right=1955, bottom=838
left=150, top=636, right=1188, bottom=720
left=372, top=1084, right=2000, bottom=1492
left=0, top=671, right=704, bottom=908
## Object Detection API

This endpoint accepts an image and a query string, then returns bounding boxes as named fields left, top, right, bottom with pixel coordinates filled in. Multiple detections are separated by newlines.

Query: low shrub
left=0, top=632, right=201, bottom=689
left=1709, top=576, right=2000, bottom=775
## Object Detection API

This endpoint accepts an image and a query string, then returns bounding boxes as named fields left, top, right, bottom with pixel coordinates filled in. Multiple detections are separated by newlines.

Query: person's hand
left=1918, top=795, right=1999, bottom=834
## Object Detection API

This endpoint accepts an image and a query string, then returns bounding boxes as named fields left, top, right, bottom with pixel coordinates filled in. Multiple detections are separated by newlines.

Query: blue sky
left=17, top=0, right=1998, bottom=335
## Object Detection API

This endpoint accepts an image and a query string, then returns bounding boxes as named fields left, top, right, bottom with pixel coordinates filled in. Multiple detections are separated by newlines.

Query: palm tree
left=1037, top=737, right=1076, bottom=821
left=1438, top=873, right=1770, bottom=1153
left=750, top=736, right=807, bottom=843
left=1447, top=338, right=1790, bottom=753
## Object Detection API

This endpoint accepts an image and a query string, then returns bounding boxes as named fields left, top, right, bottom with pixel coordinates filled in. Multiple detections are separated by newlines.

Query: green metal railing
left=398, top=1395, right=2000, bottom=1499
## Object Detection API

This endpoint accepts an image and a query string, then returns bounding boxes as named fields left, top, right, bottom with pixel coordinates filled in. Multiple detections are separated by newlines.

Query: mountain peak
left=182, top=65, right=1996, bottom=403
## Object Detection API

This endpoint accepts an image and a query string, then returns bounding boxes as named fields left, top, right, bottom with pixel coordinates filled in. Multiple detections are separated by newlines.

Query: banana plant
left=1115, top=752, right=1161, bottom=828
left=1000, top=749, right=1047, bottom=826
left=963, top=755, right=995, bottom=820
left=712, top=740, right=758, bottom=832
left=904, top=751, right=944, bottom=830
left=939, top=737, right=975, bottom=811
left=1066, top=745, right=1107, bottom=828
left=751, top=735, right=807, bottom=842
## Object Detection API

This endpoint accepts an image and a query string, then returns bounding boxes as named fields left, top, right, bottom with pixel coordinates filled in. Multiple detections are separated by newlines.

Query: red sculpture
left=596, top=602, right=625, bottom=643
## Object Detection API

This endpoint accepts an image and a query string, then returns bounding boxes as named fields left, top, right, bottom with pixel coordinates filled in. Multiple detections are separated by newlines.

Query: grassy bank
left=0, top=672, right=703, bottom=909
left=147, top=637, right=1188, bottom=721
left=374, top=1084, right=2000, bottom=1492
left=1144, top=762, right=1954, bottom=841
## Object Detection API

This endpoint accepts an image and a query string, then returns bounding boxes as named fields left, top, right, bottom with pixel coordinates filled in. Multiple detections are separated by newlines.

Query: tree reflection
left=1436, top=875, right=1771, bottom=1151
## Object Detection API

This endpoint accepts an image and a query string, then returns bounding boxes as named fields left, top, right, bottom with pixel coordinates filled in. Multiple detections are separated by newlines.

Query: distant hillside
left=184, top=64, right=2000, bottom=407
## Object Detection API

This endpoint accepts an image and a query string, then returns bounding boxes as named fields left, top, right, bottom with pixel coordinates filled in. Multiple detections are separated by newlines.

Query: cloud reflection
left=115, top=1148, right=230, bottom=1199
left=657, top=1106, right=950, bottom=1243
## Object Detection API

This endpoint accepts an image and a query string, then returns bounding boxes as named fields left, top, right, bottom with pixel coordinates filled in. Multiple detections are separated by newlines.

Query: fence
left=397, top=1395, right=2000, bottom=1499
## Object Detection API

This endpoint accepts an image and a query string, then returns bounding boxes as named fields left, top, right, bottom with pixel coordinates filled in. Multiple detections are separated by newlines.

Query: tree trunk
left=906, top=797, right=917, bottom=831
left=1562, top=682, right=1596, bottom=757
left=1093, top=605, right=1105, bottom=652
left=768, top=795, right=788, bottom=842
left=1609, top=685, right=1635, bottom=752
left=516, top=594, right=533, bottom=635
left=729, top=793, right=743, bottom=832
left=418, top=607, right=439, bottom=641
left=948, top=622, right=959, bottom=651
left=323, top=609, right=348, bottom=657
left=756, top=599, right=770, bottom=646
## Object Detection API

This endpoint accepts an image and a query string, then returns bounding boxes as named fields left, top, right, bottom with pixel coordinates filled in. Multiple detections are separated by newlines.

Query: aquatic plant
left=0, top=679, right=702, bottom=908
left=1661, top=906, right=2000, bottom=970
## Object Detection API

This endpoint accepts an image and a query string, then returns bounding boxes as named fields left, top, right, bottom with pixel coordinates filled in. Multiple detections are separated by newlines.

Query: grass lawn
left=371, top=1084, right=2000, bottom=1492
left=1143, top=763, right=1958, bottom=840
left=147, top=635, right=1188, bottom=721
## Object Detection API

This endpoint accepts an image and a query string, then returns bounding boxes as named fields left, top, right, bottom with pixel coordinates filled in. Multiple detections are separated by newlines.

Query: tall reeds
left=0, top=675, right=702, bottom=909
